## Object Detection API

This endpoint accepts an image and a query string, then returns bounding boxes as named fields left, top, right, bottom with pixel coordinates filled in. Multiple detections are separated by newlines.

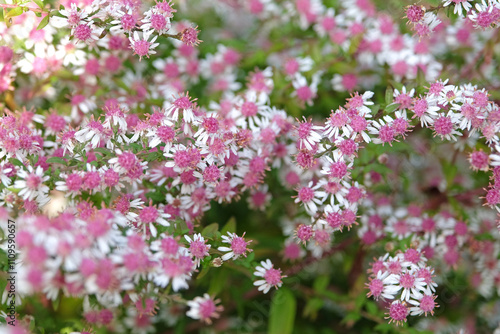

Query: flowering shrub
left=1, top=0, right=500, bottom=333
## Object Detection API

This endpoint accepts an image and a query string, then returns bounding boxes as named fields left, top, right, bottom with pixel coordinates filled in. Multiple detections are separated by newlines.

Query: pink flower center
left=150, top=13, right=167, bottom=31
left=199, top=299, right=216, bottom=319
left=329, top=161, right=347, bottom=179
left=389, top=302, right=408, bottom=322
left=140, top=206, right=159, bottom=223
left=230, top=237, right=248, bottom=255
left=419, top=295, right=436, bottom=313
left=133, top=40, right=152, bottom=57
left=174, top=96, right=192, bottom=110
left=298, top=186, right=314, bottom=202
left=296, top=86, right=313, bottom=101
left=264, top=267, right=282, bottom=285
left=399, top=273, right=416, bottom=289
left=74, top=24, right=92, bottom=41
left=368, top=278, right=384, bottom=297
left=26, top=174, right=41, bottom=189
left=296, top=224, right=313, bottom=243
left=118, top=152, right=137, bottom=170
left=189, top=240, right=208, bottom=258
left=203, top=117, right=219, bottom=133
left=433, top=116, right=453, bottom=136
left=406, top=5, right=424, bottom=23
left=121, top=14, right=136, bottom=31
left=203, top=165, right=221, bottom=183
left=241, top=101, right=258, bottom=117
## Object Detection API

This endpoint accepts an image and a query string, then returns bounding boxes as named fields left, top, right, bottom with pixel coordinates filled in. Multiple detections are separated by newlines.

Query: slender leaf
left=36, top=14, right=50, bottom=30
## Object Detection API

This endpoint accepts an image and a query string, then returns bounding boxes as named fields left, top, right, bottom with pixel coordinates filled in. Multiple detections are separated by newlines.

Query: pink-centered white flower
left=185, top=233, right=211, bottom=267
left=295, top=117, right=323, bottom=151
left=218, top=232, right=252, bottom=261
left=13, top=165, right=50, bottom=206
left=186, top=293, right=223, bottom=324
left=253, top=259, right=285, bottom=294
left=129, top=31, right=160, bottom=60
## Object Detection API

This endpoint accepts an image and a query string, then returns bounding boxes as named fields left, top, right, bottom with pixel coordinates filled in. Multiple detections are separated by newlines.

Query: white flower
left=217, top=232, right=252, bottom=261
left=253, top=259, right=284, bottom=294
left=13, top=165, right=50, bottom=205
left=129, top=31, right=160, bottom=60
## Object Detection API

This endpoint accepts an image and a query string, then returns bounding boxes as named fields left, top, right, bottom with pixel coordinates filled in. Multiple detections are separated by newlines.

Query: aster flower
left=13, top=165, right=50, bottom=206
left=129, top=31, right=160, bottom=60
left=186, top=294, right=223, bottom=324
left=184, top=233, right=211, bottom=267
left=253, top=259, right=286, bottom=294
left=141, top=8, right=172, bottom=35
left=217, top=232, right=253, bottom=261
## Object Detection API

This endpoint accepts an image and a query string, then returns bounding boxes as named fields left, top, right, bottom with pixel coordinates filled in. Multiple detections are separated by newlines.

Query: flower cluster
left=367, top=249, right=438, bottom=325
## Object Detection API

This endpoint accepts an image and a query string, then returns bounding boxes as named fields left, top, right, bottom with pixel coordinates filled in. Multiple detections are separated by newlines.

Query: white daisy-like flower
left=253, top=259, right=285, bottom=294
left=55, top=36, right=87, bottom=67
left=141, top=8, right=172, bottom=35
left=74, top=117, right=110, bottom=149
left=13, top=165, right=50, bottom=205
left=129, top=31, right=160, bottom=60
left=186, top=293, right=223, bottom=324
left=294, top=181, right=327, bottom=215
left=217, top=232, right=252, bottom=261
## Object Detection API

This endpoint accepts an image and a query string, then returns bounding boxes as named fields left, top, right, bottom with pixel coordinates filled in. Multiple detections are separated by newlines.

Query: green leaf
left=384, top=103, right=399, bottom=113
left=9, top=158, right=24, bottom=167
left=221, top=216, right=236, bottom=235
left=36, top=14, right=50, bottom=30
left=46, top=157, right=67, bottom=164
left=365, top=300, right=379, bottom=315
left=268, top=288, right=296, bottom=334
left=145, top=151, right=160, bottom=162
left=313, top=275, right=329, bottom=293
left=197, top=266, right=210, bottom=280
left=348, top=34, right=363, bottom=55
left=32, top=0, right=44, bottom=9
left=201, top=223, right=219, bottom=238
left=303, top=297, right=323, bottom=320
left=5, top=6, right=24, bottom=18
left=385, top=87, right=393, bottom=105
left=208, top=268, right=227, bottom=295
left=416, top=67, right=426, bottom=89
left=93, top=147, right=111, bottom=155
left=341, top=311, right=361, bottom=325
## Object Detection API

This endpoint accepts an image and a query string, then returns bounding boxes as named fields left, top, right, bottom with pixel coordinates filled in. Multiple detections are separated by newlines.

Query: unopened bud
left=212, top=257, right=223, bottom=267
left=378, top=153, right=389, bottom=164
